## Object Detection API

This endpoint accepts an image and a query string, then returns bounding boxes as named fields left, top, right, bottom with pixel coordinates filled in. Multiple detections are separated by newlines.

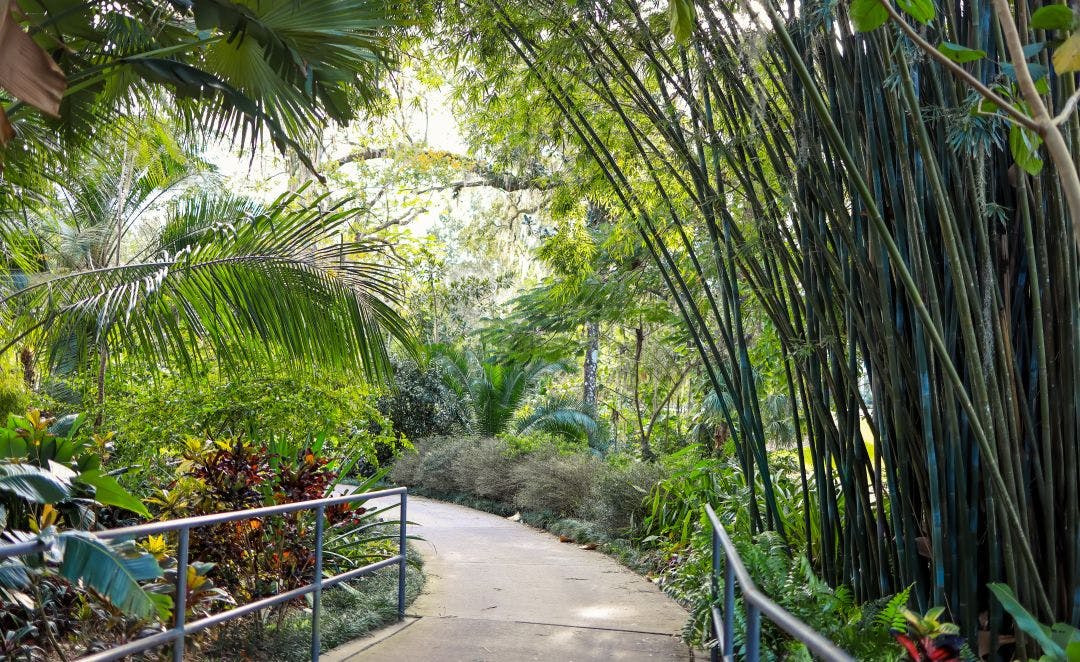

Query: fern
left=875, top=585, right=914, bottom=633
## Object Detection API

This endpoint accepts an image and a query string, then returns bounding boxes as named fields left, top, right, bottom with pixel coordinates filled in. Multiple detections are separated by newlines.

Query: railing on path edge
left=0, top=486, right=409, bottom=662
left=705, top=503, right=854, bottom=662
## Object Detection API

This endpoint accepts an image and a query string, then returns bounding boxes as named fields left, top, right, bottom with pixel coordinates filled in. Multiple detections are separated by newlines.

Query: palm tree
left=1, top=0, right=401, bottom=270
left=1, top=185, right=413, bottom=388
left=435, top=346, right=602, bottom=445
left=1, top=0, right=396, bottom=169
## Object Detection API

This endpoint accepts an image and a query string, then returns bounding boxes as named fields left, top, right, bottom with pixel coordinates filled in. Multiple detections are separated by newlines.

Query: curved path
left=327, top=496, right=693, bottom=661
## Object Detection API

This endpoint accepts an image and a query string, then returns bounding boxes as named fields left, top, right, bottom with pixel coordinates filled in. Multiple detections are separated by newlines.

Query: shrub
left=511, top=451, right=599, bottom=516
left=378, top=358, right=466, bottom=439
left=0, top=357, right=29, bottom=418
left=389, top=446, right=424, bottom=487
left=452, top=437, right=523, bottom=501
left=414, top=436, right=473, bottom=493
left=581, top=458, right=670, bottom=535
left=91, top=362, right=399, bottom=492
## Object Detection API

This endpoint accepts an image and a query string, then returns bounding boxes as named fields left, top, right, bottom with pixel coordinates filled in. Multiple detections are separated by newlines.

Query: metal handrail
left=0, top=486, right=409, bottom=662
left=704, top=504, right=853, bottom=662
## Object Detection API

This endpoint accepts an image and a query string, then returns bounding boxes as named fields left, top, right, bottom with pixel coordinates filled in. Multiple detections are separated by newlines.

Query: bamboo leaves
left=668, top=0, right=695, bottom=44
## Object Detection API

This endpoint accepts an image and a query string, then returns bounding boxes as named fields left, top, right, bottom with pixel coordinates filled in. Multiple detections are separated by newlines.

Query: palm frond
left=515, top=394, right=604, bottom=448
left=1, top=186, right=413, bottom=383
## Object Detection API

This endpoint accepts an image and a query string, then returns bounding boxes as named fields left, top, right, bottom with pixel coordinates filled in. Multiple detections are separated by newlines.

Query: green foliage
left=1030, top=5, right=1077, bottom=31
left=378, top=356, right=468, bottom=440
left=989, top=584, right=1080, bottom=661
left=0, top=360, right=29, bottom=420
left=937, top=42, right=987, bottom=63
left=58, top=532, right=168, bottom=622
left=668, top=0, right=696, bottom=44
left=435, top=346, right=598, bottom=441
left=391, top=436, right=661, bottom=530
left=0, top=0, right=398, bottom=182
left=96, top=363, right=398, bottom=492
left=896, top=0, right=935, bottom=24
left=5, top=186, right=413, bottom=384
left=1011, top=122, right=1046, bottom=175
left=0, top=409, right=165, bottom=659
left=850, top=0, right=889, bottom=32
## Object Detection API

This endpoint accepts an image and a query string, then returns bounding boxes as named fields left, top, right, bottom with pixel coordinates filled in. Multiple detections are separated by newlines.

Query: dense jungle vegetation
left=1, top=0, right=1079, bottom=659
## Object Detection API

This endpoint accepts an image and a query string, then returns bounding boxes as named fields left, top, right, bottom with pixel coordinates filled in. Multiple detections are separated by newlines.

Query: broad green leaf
left=0, top=431, right=27, bottom=460
left=897, top=0, right=935, bottom=24
left=1031, top=5, right=1076, bottom=31
left=938, top=42, right=986, bottom=63
left=0, top=463, right=71, bottom=503
left=669, top=0, right=696, bottom=45
left=851, top=0, right=888, bottom=31
left=1009, top=123, right=1045, bottom=175
left=1002, top=61, right=1050, bottom=81
left=1053, top=32, right=1080, bottom=73
left=148, top=593, right=174, bottom=622
left=77, top=469, right=151, bottom=517
left=59, top=531, right=163, bottom=622
left=1065, top=641, right=1080, bottom=661
left=977, top=98, right=1000, bottom=113
left=988, top=584, right=1065, bottom=658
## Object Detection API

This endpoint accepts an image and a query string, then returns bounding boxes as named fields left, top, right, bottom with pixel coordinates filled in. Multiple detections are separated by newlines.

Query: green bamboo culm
left=464, top=0, right=1080, bottom=650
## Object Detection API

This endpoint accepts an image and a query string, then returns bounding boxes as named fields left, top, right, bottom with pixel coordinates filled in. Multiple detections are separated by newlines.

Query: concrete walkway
left=327, top=496, right=692, bottom=662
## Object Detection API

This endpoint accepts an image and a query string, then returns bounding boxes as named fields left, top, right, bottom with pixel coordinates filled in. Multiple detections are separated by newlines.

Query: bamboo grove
left=448, top=0, right=1080, bottom=648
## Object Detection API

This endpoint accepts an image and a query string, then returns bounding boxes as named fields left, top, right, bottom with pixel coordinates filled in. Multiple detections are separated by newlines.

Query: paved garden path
left=326, top=495, right=693, bottom=662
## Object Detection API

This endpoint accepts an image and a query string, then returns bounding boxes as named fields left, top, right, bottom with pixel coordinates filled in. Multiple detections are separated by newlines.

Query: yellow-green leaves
left=851, top=0, right=888, bottom=31
left=1010, top=122, right=1044, bottom=175
left=897, top=0, right=935, bottom=25
left=852, top=0, right=934, bottom=32
left=937, top=42, right=986, bottom=63
left=1032, top=4, right=1080, bottom=73
left=1030, top=4, right=1076, bottom=31
left=1054, top=32, right=1080, bottom=73
left=669, top=0, right=695, bottom=45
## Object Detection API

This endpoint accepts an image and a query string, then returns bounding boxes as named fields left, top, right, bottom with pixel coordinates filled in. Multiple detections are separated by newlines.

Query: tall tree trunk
left=18, top=346, right=35, bottom=390
left=633, top=326, right=654, bottom=460
left=94, top=344, right=108, bottom=429
left=583, top=321, right=599, bottom=408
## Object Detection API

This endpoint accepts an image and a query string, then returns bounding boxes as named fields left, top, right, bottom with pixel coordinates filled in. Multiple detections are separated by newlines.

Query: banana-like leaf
left=0, top=558, right=29, bottom=588
left=0, top=462, right=71, bottom=503
left=58, top=531, right=165, bottom=621
left=77, top=469, right=151, bottom=517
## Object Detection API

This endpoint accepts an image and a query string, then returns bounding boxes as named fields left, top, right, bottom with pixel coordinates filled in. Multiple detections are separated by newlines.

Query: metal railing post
left=173, top=527, right=189, bottom=662
left=746, top=604, right=761, bottom=661
left=703, top=503, right=853, bottom=662
left=723, top=556, right=734, bottom=661
left=0, top=486, right=410, bottom=662
left=710, top=528, right=720, bottom=662
left=397, top=491, right=407, bottom=620
left=311, top=505, right=325, bottom=661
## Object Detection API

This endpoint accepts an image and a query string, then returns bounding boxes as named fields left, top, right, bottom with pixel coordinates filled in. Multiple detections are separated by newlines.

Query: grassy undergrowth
left=203, top=550, right=425, bottom=661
